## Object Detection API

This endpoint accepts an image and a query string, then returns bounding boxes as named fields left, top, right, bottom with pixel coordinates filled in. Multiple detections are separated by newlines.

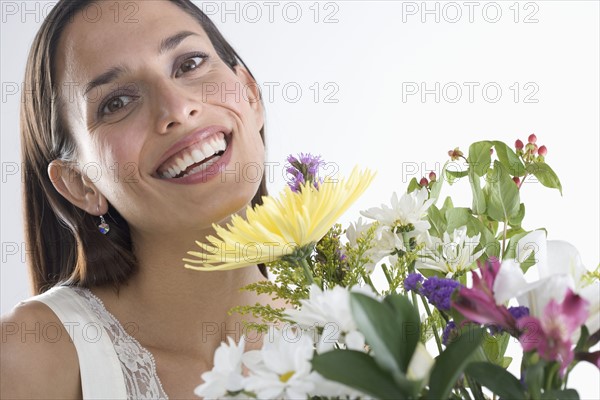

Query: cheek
left=90, top=131, right=145, bottom=192
left=203, top=74, right=256, bottom=120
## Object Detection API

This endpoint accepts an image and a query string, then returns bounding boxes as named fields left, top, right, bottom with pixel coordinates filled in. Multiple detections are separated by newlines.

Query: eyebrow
left=83, top=31, right=199, bottom=96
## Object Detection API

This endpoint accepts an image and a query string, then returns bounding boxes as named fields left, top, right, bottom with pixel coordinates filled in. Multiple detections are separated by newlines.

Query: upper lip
left=152, top=125, right=231, bottom=175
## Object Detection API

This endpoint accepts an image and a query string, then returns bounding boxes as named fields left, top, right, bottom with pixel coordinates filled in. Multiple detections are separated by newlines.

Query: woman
left=1, top=0, right=282, bottom=398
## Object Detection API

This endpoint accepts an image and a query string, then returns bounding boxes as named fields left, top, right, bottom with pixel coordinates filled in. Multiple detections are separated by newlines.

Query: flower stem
left=420, top=294, right=443, bottom=354
left=501, top=220, right=508, bottom=257
left=299, top=258, right=314, bottom=285
left=381, top=263, right=393, bottom=286
left=362, top=273, right=379, bottom=296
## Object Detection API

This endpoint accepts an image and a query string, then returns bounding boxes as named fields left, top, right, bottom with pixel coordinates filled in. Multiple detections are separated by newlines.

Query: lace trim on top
left=71, top=287, right=169, bottom=399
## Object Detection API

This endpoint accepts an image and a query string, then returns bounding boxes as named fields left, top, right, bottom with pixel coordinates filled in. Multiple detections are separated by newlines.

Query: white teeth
left=158, top=133, right=228, bottom=179
left=180, top=155, right=221, bottom=178
left=191, top=149, right=205, bottom=163
left=183, top=154, right=194, bottom=167
left=175, top=158, right=187, bottom=172
left=201, top=142, right=214, bottom=157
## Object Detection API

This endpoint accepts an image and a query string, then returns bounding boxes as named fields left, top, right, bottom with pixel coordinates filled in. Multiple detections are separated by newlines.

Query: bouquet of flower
left=185, top=136, right=599, bottom=400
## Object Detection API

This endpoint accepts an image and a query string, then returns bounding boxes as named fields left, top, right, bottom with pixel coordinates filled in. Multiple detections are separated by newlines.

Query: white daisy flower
left=194, top=336, right=246, bottom=400
left=360, top=188, right=434, bottom=236
left=415, top=226, right=484, bottom=276
left=242, top=328, right=317, bottom=399
left=284, top=284, right=372, bottom=353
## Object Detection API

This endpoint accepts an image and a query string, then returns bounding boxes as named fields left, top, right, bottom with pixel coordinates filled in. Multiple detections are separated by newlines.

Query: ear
left=48, top=160, right=107, bottom=215
left=235, top=65, right=264, bottom=131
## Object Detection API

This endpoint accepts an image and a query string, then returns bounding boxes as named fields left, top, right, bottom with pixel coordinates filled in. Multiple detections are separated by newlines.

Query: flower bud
left=528, top=134, right=537, bottom=144
left=419, top=177, right=429, bottom=187
left=538, top=145, right=547, bottom=156
left=448, top=147, right=463, bottom=161
left=515, top=139, right=524, bottom=150
left=512, top=176, right=521, bottom=186
left=429, top=171, right=437, bottom=182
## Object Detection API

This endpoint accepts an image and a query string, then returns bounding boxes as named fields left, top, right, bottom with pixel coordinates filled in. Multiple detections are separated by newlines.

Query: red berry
left=538, top=145, right=547, bottom=156
left=429, top=171, right=437, bottom=181
left=515, top=139, right=524, bottom=150
left=528, top=134, right=537, bottom=144
left=512, top=176, right=521, bottom=185
left=419, top=177, right=429, bottom=186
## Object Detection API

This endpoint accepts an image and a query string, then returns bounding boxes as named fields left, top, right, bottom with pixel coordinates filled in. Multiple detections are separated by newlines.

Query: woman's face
left=54, top=0, right=265, bottom=237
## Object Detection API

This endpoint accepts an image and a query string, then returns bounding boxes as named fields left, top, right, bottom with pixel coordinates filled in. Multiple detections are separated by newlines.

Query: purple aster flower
left=286, top=153, right=325, bottom=192
left=404, top=273, right=424, bottom=292
left=488, top=306, right=530, bottom=335
left=421, top=276, right=462, bottom=311
left=442, top=321, right=457, bottom=345
left=508, top=306, right=529, bottom=321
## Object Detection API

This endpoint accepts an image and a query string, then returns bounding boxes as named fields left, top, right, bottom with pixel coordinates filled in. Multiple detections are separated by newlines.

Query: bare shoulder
left=1, top=299, right=81, bottom=399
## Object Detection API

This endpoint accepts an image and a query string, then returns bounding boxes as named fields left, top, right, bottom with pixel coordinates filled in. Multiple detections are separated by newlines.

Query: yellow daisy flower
left=183, top=166, right=375, bottom=271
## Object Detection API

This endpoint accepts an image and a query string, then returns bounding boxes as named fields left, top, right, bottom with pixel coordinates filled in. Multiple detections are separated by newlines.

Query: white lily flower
left=194, top=336, right=246, bottom=400
left=360, top=188, right=434, bottom=236
left=407, top=342, right=435, bottom=382
left=415, top=226, right=484, bottom=276
left=494, top=230, right=599, bottom=334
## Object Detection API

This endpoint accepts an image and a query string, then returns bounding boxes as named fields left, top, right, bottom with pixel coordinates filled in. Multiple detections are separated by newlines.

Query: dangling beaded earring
left=97, top=206, right=110, bottom=234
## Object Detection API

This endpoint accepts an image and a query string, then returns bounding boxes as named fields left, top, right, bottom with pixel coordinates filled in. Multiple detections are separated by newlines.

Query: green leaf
left=525, top=358, right=546, bottom=400
left=440, top=196, right=454, bottom=217
left=427, top=205, right=447, bottom=238
left=383, top=294, right=421, bottom=372
left=574, top=325, right=590, bottom=352
left=508, top=203, right=526, bottom=228
left=430, top=179, right=443, bottom=205
left=542, top=389, right=580, bottom=400
left=526, top=162, right=563, bottom=195
left=485, top=161, right=520, bottom=222
left=482, top=333, right=500, bottom=363
left=493, top=141, right=526, bottom=177
left=501, top=356, right=513, bottom=368
left=312, top=350, right=409, bottom=399
left=469, top=169, right=487, bottom=215
left=407, top=177, right=421, bottom=193
left=427, top=327, right=485, bottom=399
left=445, top=168, right=468, bottom=185
left=466, top=362, right=525, bottom=399
left=445, top=207, right=472, bottom=233
left=350, top=293, right=416, bottom=377
left=468, top=141, right=493, bottom=176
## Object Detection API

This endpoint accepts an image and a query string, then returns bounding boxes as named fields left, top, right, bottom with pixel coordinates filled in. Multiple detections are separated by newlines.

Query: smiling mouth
left=156, top=132, right=228, bottom=179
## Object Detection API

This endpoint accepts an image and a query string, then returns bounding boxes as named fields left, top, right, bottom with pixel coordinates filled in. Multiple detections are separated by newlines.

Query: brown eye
left=101, top=95, right=135, bottom=115
left=176, top=56, right=205, bottom=77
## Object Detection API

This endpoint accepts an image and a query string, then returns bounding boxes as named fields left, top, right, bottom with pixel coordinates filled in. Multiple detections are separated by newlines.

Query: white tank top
left=25, top=285, right=168, bottom=399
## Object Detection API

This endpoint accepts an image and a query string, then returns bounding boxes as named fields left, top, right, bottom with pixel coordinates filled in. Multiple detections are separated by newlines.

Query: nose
left=153, top=79, right=201, bottom=134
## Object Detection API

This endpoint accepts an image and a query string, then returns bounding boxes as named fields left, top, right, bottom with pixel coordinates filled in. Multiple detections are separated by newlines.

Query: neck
left=92, top=226, right=274, bottom=358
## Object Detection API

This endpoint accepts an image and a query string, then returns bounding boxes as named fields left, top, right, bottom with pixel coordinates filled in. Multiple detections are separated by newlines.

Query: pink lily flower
left=452, top=258, right=519, bottom=334
left=517, top=289, right=589, bottom=375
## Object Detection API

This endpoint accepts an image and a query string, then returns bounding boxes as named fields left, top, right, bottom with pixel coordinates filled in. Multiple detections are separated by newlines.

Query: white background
left=1, top=0, right=599, bottom=397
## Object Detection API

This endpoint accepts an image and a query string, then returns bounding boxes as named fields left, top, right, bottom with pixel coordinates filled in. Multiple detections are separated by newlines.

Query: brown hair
left=21, top=0, right=268, bottom=294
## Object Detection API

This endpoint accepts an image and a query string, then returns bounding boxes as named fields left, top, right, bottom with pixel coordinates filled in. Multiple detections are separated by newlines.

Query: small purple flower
left=421, top=276, right=462, bottom=311
left=508, top=306, right=529, bottom=321
left=489, top=306, right=530, bottom=335
left=286, top=153, right=325, bottom=192
left=442, top=321, right=457, bottom=345
left=404, top=273, right=424, bottom=292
